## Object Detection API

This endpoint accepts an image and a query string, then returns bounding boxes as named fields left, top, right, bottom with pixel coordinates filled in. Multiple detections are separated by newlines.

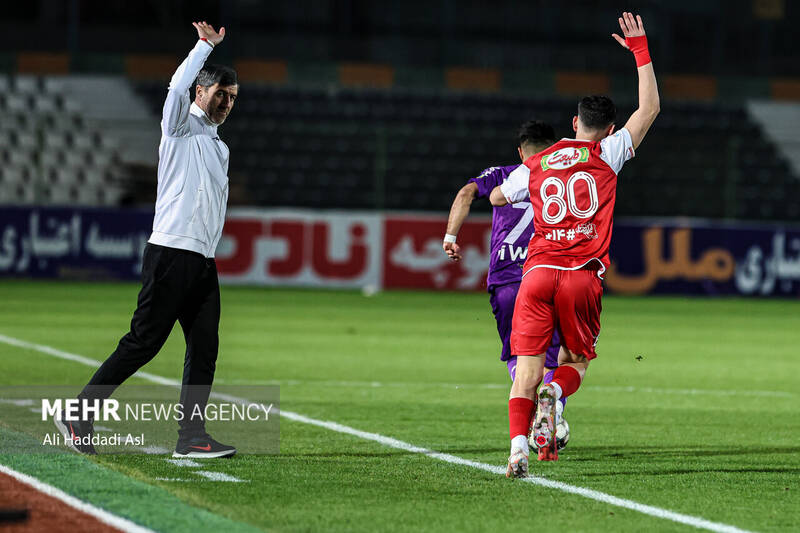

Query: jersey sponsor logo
left=576, top=222, right=598, bottom=240
left=540, top=147, right=589, bottom=170
left=497, top=244, right=527, bottom=262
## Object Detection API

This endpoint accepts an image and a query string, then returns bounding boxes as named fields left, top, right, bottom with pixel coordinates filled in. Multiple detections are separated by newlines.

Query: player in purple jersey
left=443, top=120, right=570, bottom=450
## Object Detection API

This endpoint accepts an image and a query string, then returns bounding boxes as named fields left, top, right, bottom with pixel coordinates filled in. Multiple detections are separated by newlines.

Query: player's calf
left=507, top=396, right=535, bottom=477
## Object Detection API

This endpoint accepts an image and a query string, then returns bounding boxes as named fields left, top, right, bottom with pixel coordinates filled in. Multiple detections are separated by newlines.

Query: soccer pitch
left=0, top=280, right=798, bottom=532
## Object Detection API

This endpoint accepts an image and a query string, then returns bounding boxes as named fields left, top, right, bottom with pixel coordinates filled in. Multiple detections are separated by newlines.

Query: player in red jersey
left=489, top=12, right=660, bottom=477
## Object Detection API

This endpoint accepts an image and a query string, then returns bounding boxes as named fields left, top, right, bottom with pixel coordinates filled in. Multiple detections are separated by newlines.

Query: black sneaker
left=54, top=416, right=96, bottom=455
left=173, top=434, right=236, bottom=458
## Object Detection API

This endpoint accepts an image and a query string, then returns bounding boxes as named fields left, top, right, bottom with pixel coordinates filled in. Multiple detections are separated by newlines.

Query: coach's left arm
left=162, top=22, right=225, bottom=138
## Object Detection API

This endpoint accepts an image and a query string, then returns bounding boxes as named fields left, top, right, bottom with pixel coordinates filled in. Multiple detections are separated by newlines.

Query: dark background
left=4, top=0, right=796, bottom=76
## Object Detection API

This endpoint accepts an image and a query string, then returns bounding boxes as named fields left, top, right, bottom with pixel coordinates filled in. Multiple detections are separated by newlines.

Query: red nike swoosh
left=190, top=444, right=211, bottom=451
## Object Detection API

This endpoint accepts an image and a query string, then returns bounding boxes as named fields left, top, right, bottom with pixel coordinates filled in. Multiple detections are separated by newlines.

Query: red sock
left=508, top=397, right=535, bottom=440
left=551, top=366, right=582, bottom=398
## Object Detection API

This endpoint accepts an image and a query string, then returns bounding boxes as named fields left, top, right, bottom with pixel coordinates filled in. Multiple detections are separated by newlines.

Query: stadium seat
left=82, top=168, right=106, bottom=186
left=42, top=184, right=76, bottom=205
left=13, top=132, right=37, bottom=151
left=32, top=94, right=59, bottom=114
left=4, top=94, right=29, bottom=113
left=71, top=133, right=94, bottom=151
left=43, top=131, right=68, bottom=151
left=5, top=147, right=36, bottom=168
left=76, top=187, right=101, bottom=205
left=0, top=166, right=28, bottom=186
left=14, top=75, right=41, bottom=94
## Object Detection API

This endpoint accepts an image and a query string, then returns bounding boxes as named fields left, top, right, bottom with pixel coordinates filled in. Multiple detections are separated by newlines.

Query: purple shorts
left=489, top=282, right=560, bottom=367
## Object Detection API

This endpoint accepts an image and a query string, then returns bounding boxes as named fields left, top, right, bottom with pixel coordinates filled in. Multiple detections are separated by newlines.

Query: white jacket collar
left=190, top=102, right=217, bottom=128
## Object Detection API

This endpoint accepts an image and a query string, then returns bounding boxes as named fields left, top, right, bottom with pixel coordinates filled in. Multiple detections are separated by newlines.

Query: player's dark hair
left=195, top=64, right=238, bottom=88
left=578, top=95, right=616, bottom=130
left=517, top=120, right=556, bottom=152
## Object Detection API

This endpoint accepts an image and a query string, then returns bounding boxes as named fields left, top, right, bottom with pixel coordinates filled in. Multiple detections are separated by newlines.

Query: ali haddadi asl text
left=42, top=431, right=145, bottom=447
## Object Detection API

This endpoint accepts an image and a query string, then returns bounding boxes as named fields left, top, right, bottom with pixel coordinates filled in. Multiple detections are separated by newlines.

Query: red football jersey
left=500, top=129, right=634, bottom=277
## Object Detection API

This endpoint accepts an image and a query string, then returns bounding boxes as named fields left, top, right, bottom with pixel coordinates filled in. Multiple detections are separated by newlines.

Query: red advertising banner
left=382, top=216, right=491, bottom=290
left=216, top=209, right=383, bottom=289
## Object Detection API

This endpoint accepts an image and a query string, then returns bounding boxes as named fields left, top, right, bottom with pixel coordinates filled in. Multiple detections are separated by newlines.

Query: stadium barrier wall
left=1, top=206, right=798, bottom=297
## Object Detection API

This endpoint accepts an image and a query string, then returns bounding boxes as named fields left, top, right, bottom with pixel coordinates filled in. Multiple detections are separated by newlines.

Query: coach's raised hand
left=193, top=21, right=225, bottom=46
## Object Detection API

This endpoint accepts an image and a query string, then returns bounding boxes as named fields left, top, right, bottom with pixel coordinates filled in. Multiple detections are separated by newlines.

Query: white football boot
left=533, top=384, right=558, bottom=461
left=506, top=447, right=529, bottom=478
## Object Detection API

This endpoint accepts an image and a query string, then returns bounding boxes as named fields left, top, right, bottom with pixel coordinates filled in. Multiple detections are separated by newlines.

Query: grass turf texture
left=0, top=280, right=798, bottom=532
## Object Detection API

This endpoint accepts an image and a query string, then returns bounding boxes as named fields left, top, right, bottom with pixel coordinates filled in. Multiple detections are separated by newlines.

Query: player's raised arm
left=443, top=182, right=478, bottom=261
left=162, top=22, right=226, bottom=137
left=612, top=12, right=659, bottom=150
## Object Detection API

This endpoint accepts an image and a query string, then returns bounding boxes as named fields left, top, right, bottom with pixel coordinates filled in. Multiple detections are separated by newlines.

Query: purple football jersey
left=469, top=165, right=533, bottom=290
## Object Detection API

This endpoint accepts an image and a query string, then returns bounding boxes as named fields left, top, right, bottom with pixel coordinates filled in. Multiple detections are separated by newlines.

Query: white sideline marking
left=0, top=398, right=35, bottom=406
left=0, top=333, right=756, bottom=533
left=193, top=471, right=247, bottom=483
left=0, top=463, right=155, bottom=533
left=135, top=446, right=170, bottom=455
left=586, top=385, right=793, bottom=399
left=166, top=459, right=202, bottom=467
left=214, top=378, right=794, bottom=398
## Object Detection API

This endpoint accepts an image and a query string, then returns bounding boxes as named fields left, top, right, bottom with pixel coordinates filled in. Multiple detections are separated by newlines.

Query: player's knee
left=558, top=348, right=589, bottom=367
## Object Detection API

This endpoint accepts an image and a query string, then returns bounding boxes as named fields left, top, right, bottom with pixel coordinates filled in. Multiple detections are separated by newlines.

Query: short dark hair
left=578, top=95, right=616, bottom=130
left=195, top=64, right=238, bottom=88
left=517, top=120, right=556, bottom=152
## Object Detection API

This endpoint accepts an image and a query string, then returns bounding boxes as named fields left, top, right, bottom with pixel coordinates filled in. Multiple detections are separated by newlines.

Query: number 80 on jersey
left=540, top=172, right=599, bottom=224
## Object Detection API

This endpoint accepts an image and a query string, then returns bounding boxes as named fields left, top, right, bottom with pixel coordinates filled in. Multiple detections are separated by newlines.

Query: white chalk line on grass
left=0, top=463, right=155, bottom=533
left=0, top=333, right=755, bottom=533
left=193, top=471, right=248, bottom=482
left=213, top=378, right=794, bottom=399
left=166, top=458, right=202, bottom=467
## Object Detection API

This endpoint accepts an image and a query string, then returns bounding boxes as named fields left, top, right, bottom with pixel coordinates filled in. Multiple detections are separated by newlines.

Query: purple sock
left=506, top=357, right=517, bottom=381
left=543, top=369, right=567, bottom=409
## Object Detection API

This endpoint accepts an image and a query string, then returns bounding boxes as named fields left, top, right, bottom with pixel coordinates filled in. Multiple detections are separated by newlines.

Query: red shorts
left=510, top=267, right=603, bottom=360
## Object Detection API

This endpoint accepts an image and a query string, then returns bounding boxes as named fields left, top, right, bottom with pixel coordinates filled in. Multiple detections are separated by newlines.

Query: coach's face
left=197, top=83, right=238, bottom=125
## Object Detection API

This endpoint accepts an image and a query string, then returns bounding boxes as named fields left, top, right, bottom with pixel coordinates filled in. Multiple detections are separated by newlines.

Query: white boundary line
left=193, top=471, right=248, bottom=482
left=212, top=378, right=795, bottom=399
left=0, top=333, right=756, bottom=533
left=0, top=463, right=155, bottom=533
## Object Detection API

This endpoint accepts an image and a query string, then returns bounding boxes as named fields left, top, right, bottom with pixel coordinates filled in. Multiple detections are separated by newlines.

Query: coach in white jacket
left=58, top=22, right=238, bottom=458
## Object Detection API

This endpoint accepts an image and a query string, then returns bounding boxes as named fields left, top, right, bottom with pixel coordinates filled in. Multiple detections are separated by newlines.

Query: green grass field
left=0, top=280, right=798, bottom=532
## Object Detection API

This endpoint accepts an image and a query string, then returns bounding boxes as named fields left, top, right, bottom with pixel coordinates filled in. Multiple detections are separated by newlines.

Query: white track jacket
left=148, top=39, right=230, bottom=258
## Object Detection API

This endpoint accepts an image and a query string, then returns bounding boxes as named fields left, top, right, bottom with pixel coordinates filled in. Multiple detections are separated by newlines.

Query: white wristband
left=443, top=234, right=457, bottom=244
